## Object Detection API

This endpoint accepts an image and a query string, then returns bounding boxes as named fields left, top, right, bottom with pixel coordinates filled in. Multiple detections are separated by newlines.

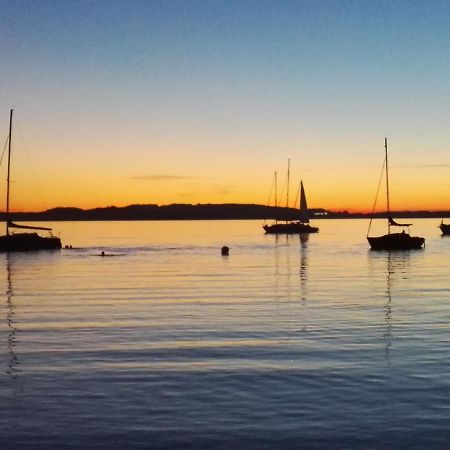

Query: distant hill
left=1, top=203, right=449, bottom=221
left=1, top=203, right=323, bottom=221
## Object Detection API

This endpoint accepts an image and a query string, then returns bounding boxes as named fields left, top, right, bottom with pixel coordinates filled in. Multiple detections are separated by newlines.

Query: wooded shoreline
left=2, top=203, right=450, bottom=221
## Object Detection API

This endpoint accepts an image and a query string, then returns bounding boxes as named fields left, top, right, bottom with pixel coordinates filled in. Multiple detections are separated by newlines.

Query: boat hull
left=367, top=233, right=424, bottom=250
left=439, top=223, right=450, bottom=235
left=0, top=232, right=62, bottom=252
left=263, top=222, right=319, bottom=234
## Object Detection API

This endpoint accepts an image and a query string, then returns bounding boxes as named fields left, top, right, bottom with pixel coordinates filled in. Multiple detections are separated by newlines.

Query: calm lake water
left=2, top=219, right=450, bottom=449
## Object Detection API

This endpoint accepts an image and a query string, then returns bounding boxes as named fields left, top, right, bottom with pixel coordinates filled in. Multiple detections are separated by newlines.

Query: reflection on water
left=384, top=254, right=393, bottom=361
left=5, top=254, right=20, bottom=380
left=298, top=235, right=309, bottom=334
left=299, top=234, right=308, bottom=302
left=1, top=220, right=450, bottom=449
left=271, top=233, right=310, bottom=336
left=368, top=251, right=412, bottom=363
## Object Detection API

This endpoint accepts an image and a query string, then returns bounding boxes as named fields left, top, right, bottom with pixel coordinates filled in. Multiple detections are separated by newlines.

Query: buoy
left=221, top=246, right=229, bottom=256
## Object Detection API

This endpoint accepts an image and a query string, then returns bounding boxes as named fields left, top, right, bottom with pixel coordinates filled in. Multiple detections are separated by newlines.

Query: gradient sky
left=1, top=0, right=450, bottom=212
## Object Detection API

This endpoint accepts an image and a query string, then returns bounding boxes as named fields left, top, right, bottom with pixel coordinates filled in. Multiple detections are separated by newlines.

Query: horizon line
left=3, top=202, right=450, bottom=216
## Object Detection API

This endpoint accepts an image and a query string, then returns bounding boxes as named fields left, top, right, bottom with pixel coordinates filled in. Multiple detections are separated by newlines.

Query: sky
left=1, top=0, right=450, bottom=212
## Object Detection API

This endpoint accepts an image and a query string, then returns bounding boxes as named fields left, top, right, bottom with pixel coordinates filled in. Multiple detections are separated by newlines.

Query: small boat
left=0, top=109, right=61, bottom=252
left=263, top=158, right=318, bottom=234
left=263, top=181, right=318, bottom=234
left=439, top=220, right=450, bottom=235
left=367, top=138, right=424, bottom=250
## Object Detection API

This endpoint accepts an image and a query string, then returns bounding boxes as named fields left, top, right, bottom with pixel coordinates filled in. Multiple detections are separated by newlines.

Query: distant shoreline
left=2, top=203, right=450, bottom=222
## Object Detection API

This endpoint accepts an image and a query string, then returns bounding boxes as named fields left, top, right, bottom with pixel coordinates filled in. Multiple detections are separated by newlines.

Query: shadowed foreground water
left=1, top=219, right=450, bottom=449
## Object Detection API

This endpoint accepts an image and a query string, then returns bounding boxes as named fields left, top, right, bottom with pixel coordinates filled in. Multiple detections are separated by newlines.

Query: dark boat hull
left=0, top=232, right=62, bottom=252
left=439, top=223, right=450, bottom=235
left=367, top=232, right=424, bottom=250
left=263, top=222, right=319, bottom=234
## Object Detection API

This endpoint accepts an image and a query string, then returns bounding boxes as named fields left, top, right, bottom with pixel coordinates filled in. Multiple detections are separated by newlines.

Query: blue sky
left=1, top=0, right=450, bottom=211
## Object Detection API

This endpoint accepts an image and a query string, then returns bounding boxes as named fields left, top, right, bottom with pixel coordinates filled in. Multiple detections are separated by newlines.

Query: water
left=2, top=219, right=450, bottom=449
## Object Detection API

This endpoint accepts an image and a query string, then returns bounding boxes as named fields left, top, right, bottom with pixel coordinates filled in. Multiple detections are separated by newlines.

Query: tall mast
left=286, top=156, right=290, bottom=223
left=385, top=137, right=391, bottom=235
left=274, top=171, right=278, bottom=224
left=6, top=109, right=13, bottom=235
left=274, top=171, right=278, bottom=208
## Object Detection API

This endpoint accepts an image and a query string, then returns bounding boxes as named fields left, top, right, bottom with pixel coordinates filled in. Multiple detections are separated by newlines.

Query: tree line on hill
left=1, top=203, right=449, bottom=221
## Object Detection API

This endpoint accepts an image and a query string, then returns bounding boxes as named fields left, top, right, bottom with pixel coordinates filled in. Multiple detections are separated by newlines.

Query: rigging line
left=14, top=116, right=49, bottom=212
left=278, top=174, right=288, bottom=210
left=367, top=158, right=386, bottom=237
left=0, top=136, right=8, bottom=167
left=293, top=182, right=300, bottom=211
left=266, top=172, right=275, bottom=207
left=264, top=172, right=276, bottom=225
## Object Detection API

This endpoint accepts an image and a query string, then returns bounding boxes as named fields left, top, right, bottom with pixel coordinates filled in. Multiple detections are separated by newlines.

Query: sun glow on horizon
left=2, top=121, right=450, bottom=214
left=3, top=161, right=450, bottom=214
left=2, top=3, right=450, bottom=213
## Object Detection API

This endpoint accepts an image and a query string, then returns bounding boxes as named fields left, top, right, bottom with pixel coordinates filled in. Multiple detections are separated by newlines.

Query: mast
left=274, top=171, right=278, bottom=224
left=274, top=171, right=278, bottom=208
left=6, top=109, right=13, bottom=235
left=385, top=137, right=391, bottom=235
left=286, top=156, right=290, bottom=223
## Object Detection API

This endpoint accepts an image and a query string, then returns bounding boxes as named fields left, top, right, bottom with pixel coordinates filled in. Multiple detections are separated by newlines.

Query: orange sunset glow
left=3, top=124, right=449, bottom=214
left=2, top=1, right=450, bottom=215
left=3, top=3, right=450, bottom=448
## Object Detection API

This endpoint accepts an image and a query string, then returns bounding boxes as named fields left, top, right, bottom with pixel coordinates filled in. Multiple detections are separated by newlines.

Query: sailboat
left=367, top=138, right=424, bottom=250
left=263, top=158, right=318, bottom=234
left=0, top=109, right=61, bottom=252
left=439, top=221, right=450, bottom=235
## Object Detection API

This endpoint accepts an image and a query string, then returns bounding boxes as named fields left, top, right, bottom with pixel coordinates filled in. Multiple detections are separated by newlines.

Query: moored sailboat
left=0, top=109, right=61, bottom=252
left=263, top=158, right=318, bottom=234
left=367, top=138, right=424, bottom=250
left=439, top=221, right=450, bottom=235
left=263, top=180, right=318, bottom=234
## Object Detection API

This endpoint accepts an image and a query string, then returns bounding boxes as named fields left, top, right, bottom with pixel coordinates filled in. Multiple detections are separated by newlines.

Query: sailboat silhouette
left=367, top=138, right=424, bottom=250
left=0, top=110, right=61, bottom=252
left=264, top=159, right=318, bottom=234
